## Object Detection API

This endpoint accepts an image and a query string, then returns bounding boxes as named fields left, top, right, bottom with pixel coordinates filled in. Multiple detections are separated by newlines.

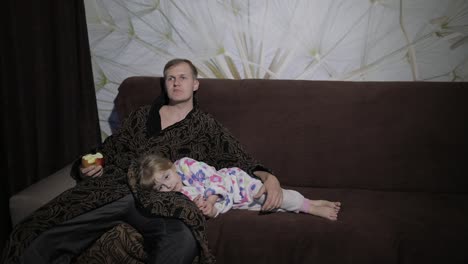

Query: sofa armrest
left=9, top=163, right=76, bottom=227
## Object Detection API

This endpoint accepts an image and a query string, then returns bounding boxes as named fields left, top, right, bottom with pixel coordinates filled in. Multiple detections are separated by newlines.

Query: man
left=5, top=59, right=283, bottom=264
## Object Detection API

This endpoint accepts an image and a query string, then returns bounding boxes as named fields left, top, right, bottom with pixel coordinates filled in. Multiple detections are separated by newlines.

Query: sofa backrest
left=115, top=77, right=468, bottom=193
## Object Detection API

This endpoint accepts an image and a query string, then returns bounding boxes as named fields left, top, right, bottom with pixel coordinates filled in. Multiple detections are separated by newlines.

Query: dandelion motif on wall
left=84, top=0, right=468, bottom=137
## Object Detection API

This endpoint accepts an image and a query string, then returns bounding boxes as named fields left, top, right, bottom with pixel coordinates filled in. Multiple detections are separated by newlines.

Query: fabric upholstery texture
left=7, top=77, right=468, bottom=263
left=114, top=77, right=468, bottom=263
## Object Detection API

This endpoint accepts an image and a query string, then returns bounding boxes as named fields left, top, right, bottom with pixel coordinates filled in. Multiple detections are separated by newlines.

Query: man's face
left=153, top=166, right=183, bottom=192
left=164, top=63, right=199, bottom=104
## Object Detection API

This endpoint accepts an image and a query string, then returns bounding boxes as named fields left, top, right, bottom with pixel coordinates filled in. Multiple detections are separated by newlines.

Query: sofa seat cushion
left=9, top=163, right=75, bottom=226
left=206, top=187, right=468, bottom=264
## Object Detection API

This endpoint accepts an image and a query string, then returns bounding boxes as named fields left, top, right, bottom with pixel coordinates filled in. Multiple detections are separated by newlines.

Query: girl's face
left=153, top=166, right=183, bottom=192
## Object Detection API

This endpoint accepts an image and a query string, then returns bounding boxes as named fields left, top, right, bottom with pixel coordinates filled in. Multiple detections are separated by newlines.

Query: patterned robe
left=2, top=97, right=269, bottom=264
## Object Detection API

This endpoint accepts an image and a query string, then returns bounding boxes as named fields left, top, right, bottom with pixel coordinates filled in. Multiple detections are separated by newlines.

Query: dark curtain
left=1, top=0, right=101, bottom=248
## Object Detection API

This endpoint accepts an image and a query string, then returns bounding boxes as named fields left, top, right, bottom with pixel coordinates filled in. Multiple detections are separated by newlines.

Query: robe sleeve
left=71, top=107, right=147, bottom=181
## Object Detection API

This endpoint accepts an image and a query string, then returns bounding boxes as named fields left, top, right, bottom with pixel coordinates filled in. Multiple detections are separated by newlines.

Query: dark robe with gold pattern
left=2, top=97, right=269, bottom=264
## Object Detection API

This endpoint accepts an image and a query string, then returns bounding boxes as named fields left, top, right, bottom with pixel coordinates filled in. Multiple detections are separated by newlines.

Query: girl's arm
left=193, top=194, right=219, bottom=218
left=198, top=195, right=219, bottom=218
left=205, top=195, right=219, bottom=205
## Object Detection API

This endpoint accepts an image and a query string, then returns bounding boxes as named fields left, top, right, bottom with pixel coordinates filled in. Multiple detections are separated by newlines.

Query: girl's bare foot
left=308, top=205, right=339, bottom=221
left=310, top=200, right=341, bottom=210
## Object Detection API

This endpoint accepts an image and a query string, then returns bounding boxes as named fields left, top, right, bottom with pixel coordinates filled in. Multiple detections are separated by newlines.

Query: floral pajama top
left=175, top=157, right=263, bottom=216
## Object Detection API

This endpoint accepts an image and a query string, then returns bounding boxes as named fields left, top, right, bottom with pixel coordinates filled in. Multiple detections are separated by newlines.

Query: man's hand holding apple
left=80, top=153, right=104, bottom=178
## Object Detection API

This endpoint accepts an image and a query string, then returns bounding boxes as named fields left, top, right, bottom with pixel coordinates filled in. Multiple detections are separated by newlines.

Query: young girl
left=138, top=154, right=341, bottom=220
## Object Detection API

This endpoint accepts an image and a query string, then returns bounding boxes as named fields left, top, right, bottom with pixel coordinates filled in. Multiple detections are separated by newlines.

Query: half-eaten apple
left=81, top=152, right=104, bottom=168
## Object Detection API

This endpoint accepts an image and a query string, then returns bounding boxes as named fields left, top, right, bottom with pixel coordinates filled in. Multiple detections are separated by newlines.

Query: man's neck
left=163, top=101, right=194, bottom=123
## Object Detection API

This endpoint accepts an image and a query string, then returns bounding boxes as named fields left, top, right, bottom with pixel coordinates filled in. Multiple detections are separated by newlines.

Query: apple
left=81, top=152, right=104, bottom=168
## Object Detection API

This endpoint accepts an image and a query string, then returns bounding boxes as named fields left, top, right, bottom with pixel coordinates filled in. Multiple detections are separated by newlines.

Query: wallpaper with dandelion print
left=84, top=0, right=468, bottom=137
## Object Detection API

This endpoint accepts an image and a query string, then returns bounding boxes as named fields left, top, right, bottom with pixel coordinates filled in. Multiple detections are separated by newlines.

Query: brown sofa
left=9, top=77, right=468, bottom=263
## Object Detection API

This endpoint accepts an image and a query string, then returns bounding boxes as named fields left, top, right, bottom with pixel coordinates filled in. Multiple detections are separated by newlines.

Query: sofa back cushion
left=115, top=77, right=468, bottom=193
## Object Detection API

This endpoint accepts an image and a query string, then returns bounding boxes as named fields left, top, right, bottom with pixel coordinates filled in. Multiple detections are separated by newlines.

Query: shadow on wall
left=108, top=107, right=121, bottom=135
left=108, top=77, right=167, bottom=135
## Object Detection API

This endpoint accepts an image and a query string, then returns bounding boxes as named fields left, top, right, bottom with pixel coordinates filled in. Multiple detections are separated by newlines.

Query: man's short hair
left=163, top=58, right=198, bottom=79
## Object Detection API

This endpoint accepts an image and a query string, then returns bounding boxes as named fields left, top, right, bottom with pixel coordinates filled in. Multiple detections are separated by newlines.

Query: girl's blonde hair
left=138, top=154, right=173, bottom=189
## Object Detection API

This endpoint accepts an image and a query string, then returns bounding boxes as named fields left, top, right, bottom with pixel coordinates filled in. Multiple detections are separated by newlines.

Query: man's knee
left=166, top=219, right=197, bottom=252
left=163, top=219, right=198, bottom=261
left=175, top=226, right=197, bottom=254
left=145, top=219, right=198, bottom=264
